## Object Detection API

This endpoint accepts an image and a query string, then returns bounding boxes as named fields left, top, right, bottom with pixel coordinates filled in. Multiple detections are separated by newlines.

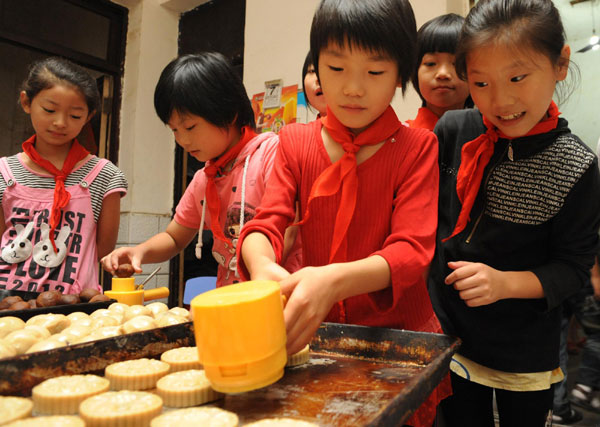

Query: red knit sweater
left=238, top=119, right=449, bottom=427
left=238, top=119, right=439, bottom=331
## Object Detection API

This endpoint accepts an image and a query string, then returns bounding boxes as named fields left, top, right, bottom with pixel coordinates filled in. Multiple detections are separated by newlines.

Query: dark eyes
left=42, top=107, right=82, bottom=119
left=328, top=66, right=343, bottom=72
left=511, top=75, right=526, bottom=82
left=368, top=71, right=384, bottom=75
left=473, top=82, right=488, bottom=88
left=185, top=125, right=195, bottom=131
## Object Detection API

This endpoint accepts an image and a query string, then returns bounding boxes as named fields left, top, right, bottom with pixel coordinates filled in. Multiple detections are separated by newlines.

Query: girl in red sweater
left=238, top=1, right=448, bottom=425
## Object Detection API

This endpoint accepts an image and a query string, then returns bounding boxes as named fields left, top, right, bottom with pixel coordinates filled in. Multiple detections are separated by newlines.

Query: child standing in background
left=0, top=57, right=127, bottom=294
left=301, top=51, right=328, bottom=118
left=102, top=53, right=300, bottom=287
left=238, top=1, right=449, bottom=425
left=406, top=13, right=471, bottom=131
left=428, top=0, right=600, bottom=425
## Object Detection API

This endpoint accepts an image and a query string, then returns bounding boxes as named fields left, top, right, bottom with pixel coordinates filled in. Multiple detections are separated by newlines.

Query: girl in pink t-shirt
left=0, top=57, right=127, bottom=294
left=102, top=53, right=299, bottom=287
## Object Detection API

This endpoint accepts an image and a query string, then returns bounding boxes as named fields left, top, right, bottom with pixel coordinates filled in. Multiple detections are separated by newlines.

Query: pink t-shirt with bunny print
left=0, top=154, right=127, bottom=294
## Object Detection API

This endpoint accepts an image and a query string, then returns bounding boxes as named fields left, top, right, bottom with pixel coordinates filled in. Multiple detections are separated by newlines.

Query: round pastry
left=105, top=358, right=170, bottom=390
left=36, top=290, right=62, bottom=308
left=156, top=369, right=222, bottom=407
left=26, top=338, right=66, bottom=354
left=0, top=316, right=25, bottom=339
left=122, top=315, right=156, bottom=334
left=169, top=307, right=191, bottom=320
left=23, top=325, right=51, bottom=340
left=4, top=415, right=85, bottom=426
left=155, top=312, right=188, bottom=328
left=79, top=391, right=162, bottom=427
left=145, top=302, right=168, bottom=318
left=160, top=346, right=202, bottom=372
left=123, top=305, right=152, bottom=322
left=0, top=339, right=17, bottom=359
left=245, top=419, right=320, bottom=426
left=2, top=296, right=23, bottom=306
left=89, top=294, right=110, bottom=303
left=107, top=302, right=128, bottom=315
left=286, top=345, right=310, bottom=367
left=26, top=314, right=70, bottom=334
left=4, top=329, right=39, bottom=354
left=60, top=294, right=81, bottom=305
left=0, top=396, right=33, bottom=424
left=66, top=312, right=91, bottom=326
left=150, top=407, right=239, bottom=427
left=58, top=324, right=92, bottom=343
left=8, top=301, right=30, bottom=311
left=73, top=326, right=122, bottom=344
left=79, top=288, right=101, bottom=302
left=32, top=374, right=110, bottom=415
left=91, top=315, right=120, bottom=329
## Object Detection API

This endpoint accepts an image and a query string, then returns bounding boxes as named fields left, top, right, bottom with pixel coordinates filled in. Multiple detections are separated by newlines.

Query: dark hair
left=154, top=52, right=255, bottom=130
left=310, top=0, right=417, bottom=95
left=456, top=0, right=567, bottom=80
left=411, top=13, right=466, bottom=102
left=21, top=57, right=100, bottom=114
left=301, top=51, right=316, bottom=111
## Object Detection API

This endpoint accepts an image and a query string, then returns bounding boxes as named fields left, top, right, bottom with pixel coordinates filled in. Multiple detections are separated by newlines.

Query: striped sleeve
left=88, top=160, right=128, bottom=222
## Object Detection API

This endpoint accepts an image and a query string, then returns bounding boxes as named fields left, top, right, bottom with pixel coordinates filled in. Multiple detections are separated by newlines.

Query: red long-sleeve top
left=237, top=119, right=449, bottom=427
left=238, top=119, right=439, bottom=332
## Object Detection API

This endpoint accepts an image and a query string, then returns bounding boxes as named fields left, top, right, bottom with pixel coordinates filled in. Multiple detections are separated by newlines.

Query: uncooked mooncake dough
left=3, top=415, right=85, bottom=427
left=160, top=346, right=202, bottom=372
left=105, top=358, right=170, bottom=390
left=150, top=407, right=238, bottom=427
left=79, top=391, right=162, bottom=427
left=0, top=396, right=33, bottom=425
left=32, top=375, right=110, bottom=415
left=156, top=369, right=222, bottom=407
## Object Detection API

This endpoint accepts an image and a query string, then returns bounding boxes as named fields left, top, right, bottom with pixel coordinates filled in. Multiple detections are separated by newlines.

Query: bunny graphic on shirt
left=32, top=223, right=71, bottom=268
left=1, top=221, right=35, bottom=264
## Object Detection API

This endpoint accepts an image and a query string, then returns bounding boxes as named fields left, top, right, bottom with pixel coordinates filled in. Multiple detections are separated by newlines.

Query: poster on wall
left=251, top=83, right=298, bottom=134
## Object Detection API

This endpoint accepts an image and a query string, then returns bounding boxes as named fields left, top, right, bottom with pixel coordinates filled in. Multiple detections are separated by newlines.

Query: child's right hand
left=100, top=247, right=144, bottom=276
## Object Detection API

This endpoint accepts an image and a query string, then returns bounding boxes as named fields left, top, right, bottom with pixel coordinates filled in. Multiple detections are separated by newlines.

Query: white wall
left=555, top=0, right=600, bottom=150
left=243, top=0, right=469, bottom=122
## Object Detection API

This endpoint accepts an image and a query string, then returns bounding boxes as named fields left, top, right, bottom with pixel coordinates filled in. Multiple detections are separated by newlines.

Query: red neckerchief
left=22, top=135, right=89, bottom=252
left=444, top=102, right=561, bottom=242
left=406, top=107, right=439, bottom=131
left=297, top=105, right=401, bottom=263
left=203, top=126, right=257, bottom=244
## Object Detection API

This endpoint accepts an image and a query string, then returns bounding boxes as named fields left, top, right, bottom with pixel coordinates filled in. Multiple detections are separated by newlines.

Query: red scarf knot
left=203, top=126, right=257, bottom=245
left=297, top=106, right=401, bottom=263
left=22, top=135, right=90, bottom=252
left=444, top=101, right=561, bottom=242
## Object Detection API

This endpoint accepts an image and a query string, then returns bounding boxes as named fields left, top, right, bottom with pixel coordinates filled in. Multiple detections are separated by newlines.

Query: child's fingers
left=445, top=261, right=475, bottom=285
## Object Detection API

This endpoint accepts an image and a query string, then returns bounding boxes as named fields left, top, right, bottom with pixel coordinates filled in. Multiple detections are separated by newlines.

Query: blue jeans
left=553, top=289, right=600, bottom=412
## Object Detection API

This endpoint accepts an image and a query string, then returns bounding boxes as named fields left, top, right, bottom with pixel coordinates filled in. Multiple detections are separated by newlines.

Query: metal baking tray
left=0, top=322, right=459, bottom=426
left=0, top=322, right=195, bottom=396
left=0, top=289, right=114, bottom=320
left=214, top=323, right=459, bottom=426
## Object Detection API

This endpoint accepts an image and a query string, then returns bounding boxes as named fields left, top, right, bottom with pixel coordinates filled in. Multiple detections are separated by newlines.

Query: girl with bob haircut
left=301, top=50, right=327, bottom=117
left=407, top=13, right=471, bottom=130
left=238, top=0, right=450, bottom=425
left=428, top=0, right=600, bottom=425
left=102, top=52, right=300, bottom=286
left=0, top=57, right=127, bottom=294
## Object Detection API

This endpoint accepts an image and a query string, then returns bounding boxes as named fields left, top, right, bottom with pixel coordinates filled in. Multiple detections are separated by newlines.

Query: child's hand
left=279, top=266, right=338, bottom=355
left=445, top=261, right=506, bottom=307
left=101, top=247, right=144, bottom=276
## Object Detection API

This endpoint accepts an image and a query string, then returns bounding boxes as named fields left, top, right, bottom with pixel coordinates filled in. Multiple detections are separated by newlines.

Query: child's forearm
left=499, top=271, right=544, bottom=299
left=241, top=232, right=277, bottom=277
left=326, top=255, right=391, bottom=302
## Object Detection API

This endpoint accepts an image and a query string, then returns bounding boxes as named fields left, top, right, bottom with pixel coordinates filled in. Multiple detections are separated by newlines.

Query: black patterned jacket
left=428, top=109, right=600, bottom=373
